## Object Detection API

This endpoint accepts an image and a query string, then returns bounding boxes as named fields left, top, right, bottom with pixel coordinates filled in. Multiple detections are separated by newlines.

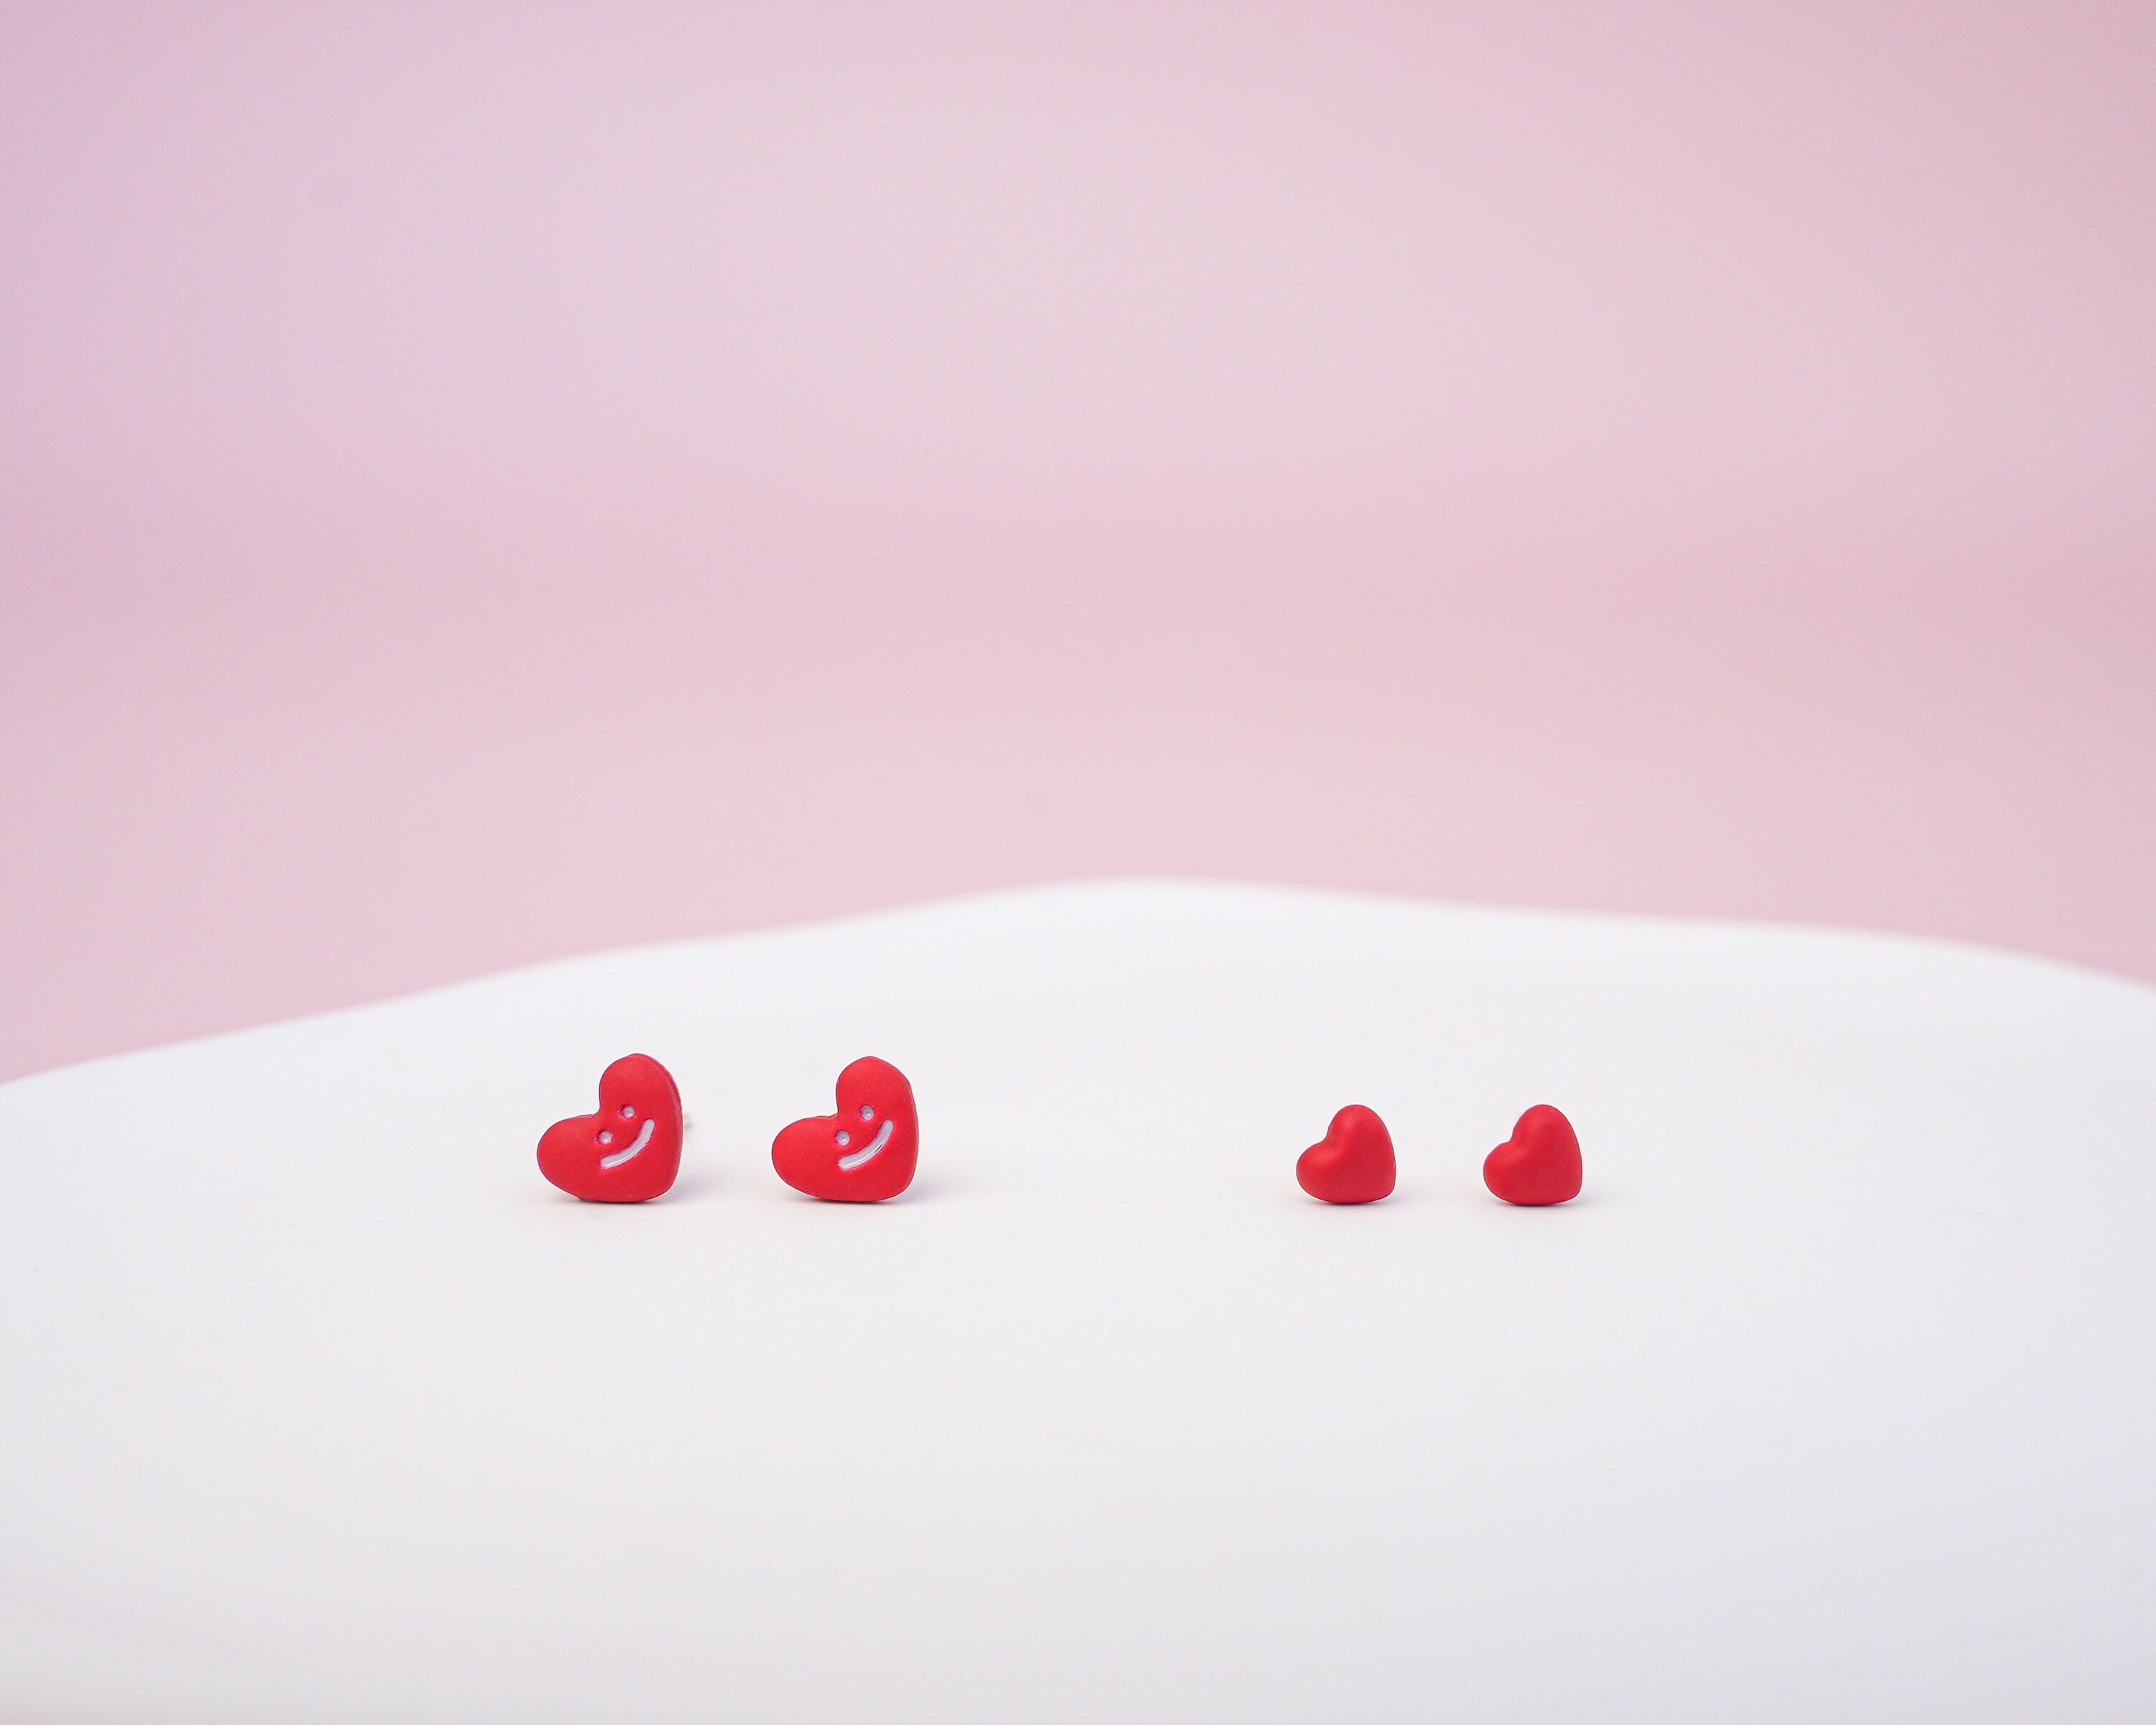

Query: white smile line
left=599, top=1117, right=656, bottom=1169
left=837, top=1118, right=894, bottom=1172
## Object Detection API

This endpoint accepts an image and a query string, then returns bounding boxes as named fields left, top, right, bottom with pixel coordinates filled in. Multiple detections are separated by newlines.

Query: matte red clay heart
left=1296, top=1104, right=1396, bottom=1205
left=772, top=1056, right=918, bottom=1202
left=537, top=1054, right=683, bottom=1203
left=1483, top=1104, right=1582, bottom=1206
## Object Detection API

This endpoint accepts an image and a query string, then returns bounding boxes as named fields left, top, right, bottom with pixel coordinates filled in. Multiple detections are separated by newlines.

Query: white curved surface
left=1, top=880, right=2152, bottom=1722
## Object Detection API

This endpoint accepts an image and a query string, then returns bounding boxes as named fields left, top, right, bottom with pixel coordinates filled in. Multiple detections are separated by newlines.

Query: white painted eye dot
left=860, top=1104, right=875, bottom=1121
left=835, top=1130, right=851, bottom=1148
left=599, top=1131, right=614, bottom=1146
left=621, top=1105, right=635, bottom=1118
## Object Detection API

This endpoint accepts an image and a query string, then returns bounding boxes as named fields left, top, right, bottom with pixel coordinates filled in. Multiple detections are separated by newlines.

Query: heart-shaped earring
left=772, top=1056, right=919, bottom=1202
left=1296, top=1105, right=1396, bottom=1205
left=1483, top=1104, right=1582, bottom=1206
left=537, top=1054, right=683, bottom=1202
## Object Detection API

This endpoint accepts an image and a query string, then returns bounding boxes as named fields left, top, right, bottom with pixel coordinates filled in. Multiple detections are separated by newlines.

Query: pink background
left=4, top=4, right=2153, bottom=1084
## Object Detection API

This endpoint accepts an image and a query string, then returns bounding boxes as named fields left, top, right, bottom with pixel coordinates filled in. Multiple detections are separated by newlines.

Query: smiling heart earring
left=772, top=1056, right=918, bottom=1202
left=537, top=1054, right=684, bottom=1202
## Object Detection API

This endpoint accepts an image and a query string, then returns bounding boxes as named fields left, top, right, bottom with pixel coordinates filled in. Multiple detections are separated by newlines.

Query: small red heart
left=1296, top=1104, right=1396, bottom=1205
left=772, top=1057, right=918, bottom=1202
left=537, top=1054, right=683, bottom=1203
left=1483, top=1104, right=1582, bottom=1206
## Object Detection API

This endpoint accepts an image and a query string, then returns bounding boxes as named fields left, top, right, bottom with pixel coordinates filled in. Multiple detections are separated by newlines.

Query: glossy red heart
left=537, top=1054, right=683, bottom=1203
left=772, top=1057, right=918, bottom=1202
left=1483, top=1104, right=1582, bottom=1206
left=1296, top=1104, right=1396, bottom=1205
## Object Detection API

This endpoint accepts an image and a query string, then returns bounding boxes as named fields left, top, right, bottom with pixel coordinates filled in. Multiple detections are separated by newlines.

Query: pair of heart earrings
left=538, top=1053, right=1583, bottom=1208
left=1296, top=1102, right=1583, bottom=1206
left=538, top=1054, right=916, bottom=1204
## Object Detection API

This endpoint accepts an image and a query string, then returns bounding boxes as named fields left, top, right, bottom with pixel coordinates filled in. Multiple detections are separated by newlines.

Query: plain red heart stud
left=537, top=1054, right=683, bottom=1203
left=1296, top=1104, right=1396, bottom=1205
left=773, top=1056, right=918, bottom=1202
left=1483, top=1103, right=1582, bottom=1206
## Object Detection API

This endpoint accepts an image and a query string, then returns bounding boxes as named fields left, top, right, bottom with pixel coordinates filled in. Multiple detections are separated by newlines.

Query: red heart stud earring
left=1483, top=1104, right=1582, bottom=1206
left=1296, top=1104, right=1396, bottom=1205
left=773, top=1056, right=919, bottom=1202
left=538, top=1054, right=683, bottom=1203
